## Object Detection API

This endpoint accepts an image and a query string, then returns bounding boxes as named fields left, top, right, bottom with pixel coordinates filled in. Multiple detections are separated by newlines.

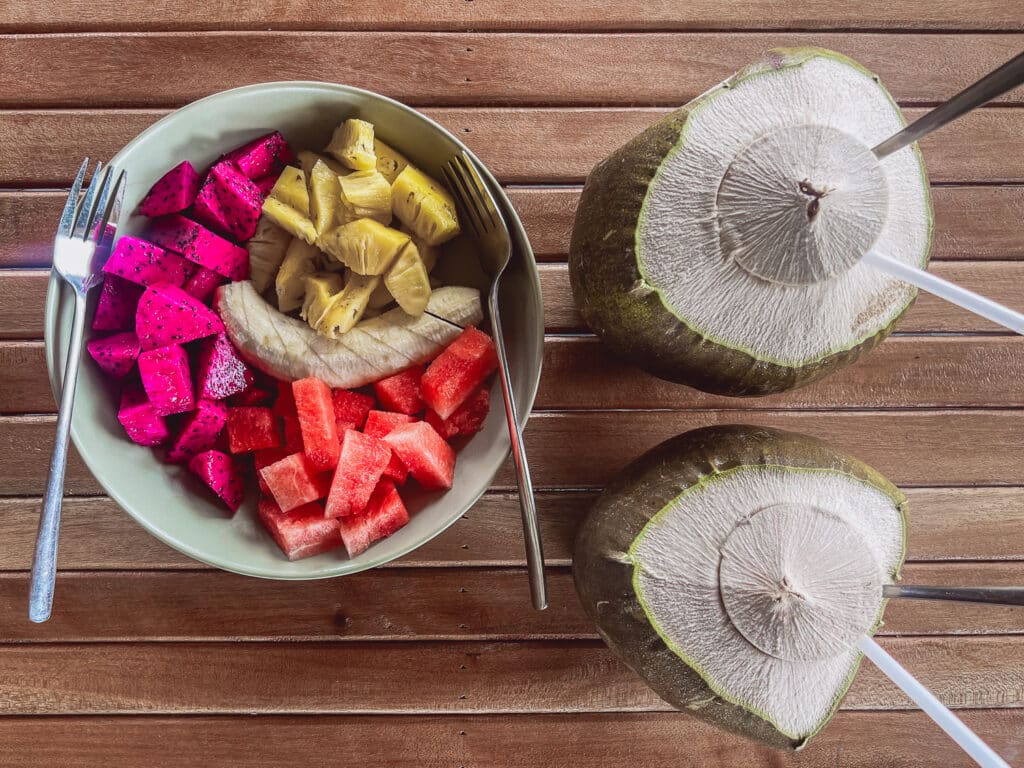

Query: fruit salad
left=87, top=126, right=498, bottom=561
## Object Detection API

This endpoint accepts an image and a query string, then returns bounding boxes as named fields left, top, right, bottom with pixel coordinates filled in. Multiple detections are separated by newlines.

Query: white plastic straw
left=858, top=635, right=1010, bottom=768
left=863, top=250, right=1024, bottom=335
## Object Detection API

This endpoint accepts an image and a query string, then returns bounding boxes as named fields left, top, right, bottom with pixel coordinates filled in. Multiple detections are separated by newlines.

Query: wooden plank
left=6, top=410, right=1024, bottom=495
left=0, top=711, right=1021, bottom=768
left=0, top=272, right=48, bottom=340
left=0, top=563, right=1020, bottom=642
left=0, top=635, right=1018, bottom=715
left=2, top=486, right=1022, bottom=571
left=2, top=107, right=1023, bottom=186
left=3, top=0, right=1022, bottom=32
left=6, top=184, right=1023, bottom=268
left=7, top=335, right=1024, bottom=413
left=540, top=261, right=1024, bottom=334
left=0, top=488, right=1021, bottom=569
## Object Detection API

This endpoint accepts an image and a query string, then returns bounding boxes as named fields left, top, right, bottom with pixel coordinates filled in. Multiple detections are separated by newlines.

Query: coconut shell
left=568, top=47, right=930, bottom=396
left=572, top=424, right=908, bottom=749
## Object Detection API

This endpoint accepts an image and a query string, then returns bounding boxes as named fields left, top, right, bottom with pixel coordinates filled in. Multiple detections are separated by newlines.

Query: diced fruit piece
left=382, top=421, right=455, bottom=490
left=374, top=140, right=409, bottom=184
left=326, top=119, right=376, bottom=171
left=102, top=235, right=190, bottom=287
left=247, top=217, right=292, bottom=293
left=297, top=150, right=347, bottom=178
left=421, top=326, right=499, bottom=419
left=268, top=166, right=310, bottom=214
left=330, top=389, right=374, bottom=430
left=391, top=165, right=460, bottom=246
left=254, top=447, right=289, bottom=494
left=254, top=174, right=279, bottom=197
left=146, top=214, right=249, bottom=280
left=313, top=270, right=379, bottom=338
left=276, top=238, right=320, bottom=312
left=383, top=241, right=431, bottom=316
left=337, top=479, right=409, bottom=557
left=93, top=274, right=143, bottom=331
left=192, top=162, right=263, bottom=241
left=308, top=159, right=342, bottom=235
left=188, top=449, right=244, bottom=512
left=338, top=170, right=392, bottom=225
left=400, top=226, right=440, bottom=273
left=373, top=366, right=424, bottom=415
left=183, top=267, right=225, bottom=303
left=367, top=279, right=394, bottom=310
left=320, top=218, right=408, bottom=275
left=166, top=398, right=228, bottom=463
left=223, top=131, right=295, bottom=180
left=195, top=332, right=254, bottom=400
left=86, top=331, right=140, bottom=378
left=260, top=452, right=331, bottom=512
left=135, top=283, right=224, bottom=351
left=425, top=386, right=490, bottom=439
left=138, top=344, right=194, bottom=416
left=292, top=377, right=341, bottom=471
left=137, top=160, right=202, bottom=218
left=300, top=272, right=343, bottom=331
left=324, top=430, right=392, bottom=517
left=226, top=406, right=280, bottom=453
left=258, top=497, right=341, bottom=560
left=230, top=383, right=274, bottom=406
left=273, top=380, right=297, bottom=417
left=262, top=197, right=317, bottom=243
left=117, top=386, right=170, bottom=446
left=281, top=413, right=304, bottom=453
left=363, top=409, right=417, bottom=483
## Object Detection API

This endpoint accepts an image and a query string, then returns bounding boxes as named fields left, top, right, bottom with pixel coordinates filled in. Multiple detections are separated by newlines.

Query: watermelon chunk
left=230, top=383, right=274, bottom=407
left=226, top=406, right=280, bottom=453
left=292, top=377, right=340, bottom=472
left=254, top=448, right=289, bottom=495
left=330, top=388, right=375, bottom=430
left=363, top=410, right=418, bottom=484
left=272, top=380, right=297, bottom=418
left=258, top=497, right=342, bottom=561
left=281, top=414, right=304, bottom=453
left=382, top=421, right=455, bottom=490
left=373, top=366, right=424, bottom=415
left=421, top=327, right=498, bottom=419
left=337, top=479, right=410, bottom=557
left=425, top=386, right=491, bottom=440
left=259, top=452, right=332, bottom=512
left=324, top=430, right=392, bottom=518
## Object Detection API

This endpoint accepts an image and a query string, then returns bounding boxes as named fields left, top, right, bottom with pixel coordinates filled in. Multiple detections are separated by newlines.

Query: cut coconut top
left=637, top=51, right=930, bottom=367
left=629, top=465, right=904, bottom=741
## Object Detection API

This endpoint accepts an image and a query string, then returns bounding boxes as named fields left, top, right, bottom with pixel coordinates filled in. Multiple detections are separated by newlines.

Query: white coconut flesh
left=637, top=54, right=930, bottom=367
left=628, top=465, right=905, bottom=740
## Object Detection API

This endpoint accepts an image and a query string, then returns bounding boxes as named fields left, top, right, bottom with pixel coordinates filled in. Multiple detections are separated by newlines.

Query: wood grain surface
left=3, top=4, right=1024, bottom=766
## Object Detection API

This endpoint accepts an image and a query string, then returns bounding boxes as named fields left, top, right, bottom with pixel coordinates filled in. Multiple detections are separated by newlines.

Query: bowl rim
left=44, top=80, right=544, bottom=579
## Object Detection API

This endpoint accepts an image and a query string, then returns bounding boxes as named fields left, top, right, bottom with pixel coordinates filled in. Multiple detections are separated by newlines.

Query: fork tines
left=443, top=153, right=502, bottom=238
left=59, top=159, right=126, bottom=244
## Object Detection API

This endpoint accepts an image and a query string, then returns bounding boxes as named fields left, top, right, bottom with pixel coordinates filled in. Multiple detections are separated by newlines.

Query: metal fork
left=30, top=160, right=125, bottom=623
left=443, top=152, right=547, bottom=611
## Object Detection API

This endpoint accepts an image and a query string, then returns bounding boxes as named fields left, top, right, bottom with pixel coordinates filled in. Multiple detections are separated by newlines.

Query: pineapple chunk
left=276, top=238, right=320, bottom=313
left=400, top=225, right=441, bottom=273
left=297, top=150, right=347, bottom=179
left=325, top=119, right=376, bottom=171
left=391, top=165, right=460, bottom=246
left=367, top=279, right=394, bottom=310
left=339, top=170, right=393, bottom=225
left=309, top=160, right=342, bottom=236
left=262, top=197, right=317, bottom=244
left=314, top=270, right=381, bottom=338
left=320, top=218, right=410, bottom=276
left=300, top=272, right=344, bottom=327
left=269, top=166, right=310, bottom=215
left=247, top=217, right=291, bottom=294
left=384, top=241, right=432, bottom=316
left=374, top=139, right=410, bottom=183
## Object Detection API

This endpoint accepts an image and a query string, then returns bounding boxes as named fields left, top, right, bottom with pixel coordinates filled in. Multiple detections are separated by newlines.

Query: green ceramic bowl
left=44, top=82, right=543, bottom=579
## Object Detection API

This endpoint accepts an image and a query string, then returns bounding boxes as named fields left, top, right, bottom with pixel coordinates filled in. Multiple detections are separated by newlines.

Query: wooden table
left=2, top=3, right=1024, bottom=766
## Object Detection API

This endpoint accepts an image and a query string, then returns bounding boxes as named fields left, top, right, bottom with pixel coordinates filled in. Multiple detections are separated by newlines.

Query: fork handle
left=489, top=291, right=548, bottom=610
left=30, top=290, right=87, bottom=623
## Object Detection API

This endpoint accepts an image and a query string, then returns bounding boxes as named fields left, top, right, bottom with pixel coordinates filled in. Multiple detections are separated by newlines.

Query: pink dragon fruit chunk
left=254, top=173, right=280, bottom=197
left=92, top=274, right=144, bottom=331
left=102, top=235, right=190, bottom=287
left=192, top=162, right=263, bottom=242
left=195, top=332, right=254, bottom=400
left=86, top=331, right=140, bottom=378
left=188, top=449, right=245, bottom=512
left=183, top=266, right=225, bottom=303
left=166, top=398, right=228, bottom=463
left=146, top=215, right=249, bottom=281
left=117, top=386, right=170, bottom=446
left=138, top=343, right=195, bottom=416
left=135, top=283, right=224, bottom=351
left=223, top=132, right=295, bottom=180
left=137, top=160, right=202, bottom=218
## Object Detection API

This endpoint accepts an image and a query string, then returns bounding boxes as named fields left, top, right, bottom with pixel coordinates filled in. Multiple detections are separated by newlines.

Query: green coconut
left=569, top=48, right=933, bottom=396
left=573, top=425, right=908, bottom=748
